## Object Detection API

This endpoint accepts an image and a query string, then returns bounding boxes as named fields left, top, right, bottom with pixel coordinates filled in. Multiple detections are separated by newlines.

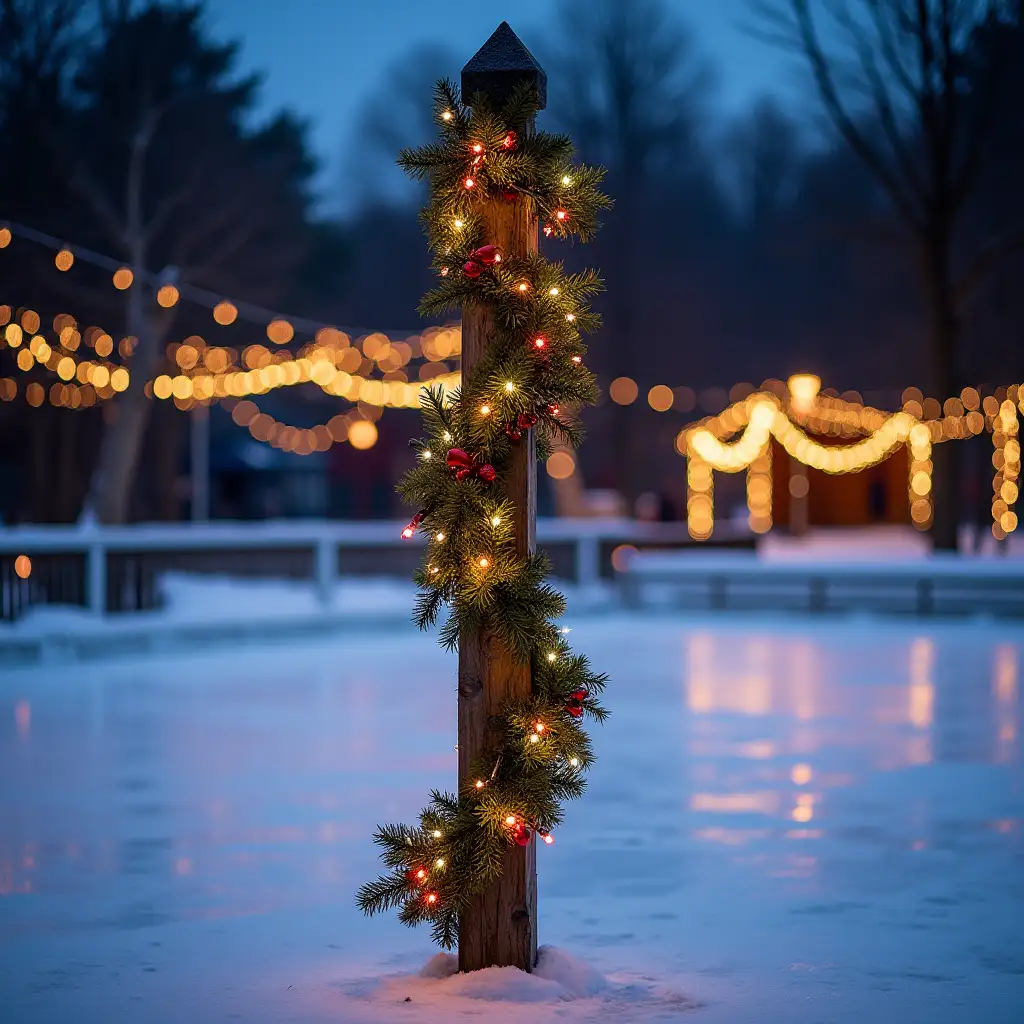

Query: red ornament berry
left=505, top=424, right=522, bottom=441
left=567, top=704, right=584, bottom=719
left=446, top=448, right=473, bottom=471
left=502, top=130, right=517, bottom=150
left=469, top=244, right=501, bottom=266
left=549, top=404, right=560, bottom=417
left=570, top=688, right=589, bottom=702
left=477, top=463, right=496, bottom=483
left=463, top=260, right=483, bottom=279
left=455, top=468, right=472, bottom=482
left=517, top=412, right=538, bottom=430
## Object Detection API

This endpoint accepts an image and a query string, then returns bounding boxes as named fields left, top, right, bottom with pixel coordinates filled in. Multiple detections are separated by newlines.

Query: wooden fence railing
left=0, top=518, right=733, bottom=621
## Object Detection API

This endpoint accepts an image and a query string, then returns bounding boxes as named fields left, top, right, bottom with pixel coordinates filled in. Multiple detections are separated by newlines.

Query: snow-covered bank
left=2, top=616, right=1022, bottom=1022
left=0, top=573, right=614, bottom=665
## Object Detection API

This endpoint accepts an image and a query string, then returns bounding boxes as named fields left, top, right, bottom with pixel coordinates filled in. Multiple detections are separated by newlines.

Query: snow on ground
left=1, top=612, right=1022, bottom=1022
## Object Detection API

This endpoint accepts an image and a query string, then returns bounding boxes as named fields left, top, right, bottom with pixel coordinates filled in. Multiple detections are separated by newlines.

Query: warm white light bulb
left=432, top=830, right=442, bottom=838
left=547, top=652, right=557, bottom=662
left=454, top=219, right=464, bottom=229
left=504, top=381, right=515, bottom=392
left=435, top=857, right=445, bottom=867
left=442, top=110, right=453, bottom=121
left=529, top=734, right=539, bottom=744
left=480, top=404, right=491, bottom=416
left=549, top=287, right=560, bottom=296
left=569, top=757, right=579, bottom=767
left=505, top=815, right=517, bottom=825
left=561, top=175, right=571, bottom=186
left=491, top=516, right=501, bottom=526
left=566, top=313, right=575, bottom=322
left=436, top=532, right=445, bottom=542
left=423, top=450, right=432, bottom=458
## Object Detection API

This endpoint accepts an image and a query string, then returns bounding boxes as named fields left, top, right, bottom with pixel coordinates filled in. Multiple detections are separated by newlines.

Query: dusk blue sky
left=206, top=0, right=810, bottom=211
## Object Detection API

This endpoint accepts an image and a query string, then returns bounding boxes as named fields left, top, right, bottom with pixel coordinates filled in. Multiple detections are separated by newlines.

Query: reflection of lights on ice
left=908, top=637, right=935, bottom=729
left=14, top=699, right=31, bottom=737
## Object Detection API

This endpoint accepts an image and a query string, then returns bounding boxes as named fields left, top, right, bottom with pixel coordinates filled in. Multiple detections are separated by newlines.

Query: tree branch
left=790, top=0, right=924, bottom=229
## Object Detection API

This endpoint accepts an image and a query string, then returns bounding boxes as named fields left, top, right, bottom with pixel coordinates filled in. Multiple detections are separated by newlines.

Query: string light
left=478, top=556, right=489, bottom=568
left=747, top=444, right=773, bottom=534
left=454, top=219, right=464, bottom=229
left=909, top=422, right=933, bottom=529
left=480, top=404, right=491, bottom=416
left=529, top=734, right=540, bottom=744
left=491, top=515, right=502, bottom=526
left=504, top=381, right=515, bottom=391
left=432, top=830, right=442, bottom=838
left=555, top=210, right=567, bottom=221
left=533, top=337, right=546, bottom=349
left=993, top=396, right=1020, bottom=538
left=546, top=652, right=556, bottom=662
left=549, top=287, right=559, bottom=296
left=569, top=757, right=579, bottom=767
left=464, top=177, right=476, bottom=189
left=518, top=282, right=529, bottom=292
left=561, top=175, right=571, bottom=185
left=156, top=284, right=179, bottom=308
left=213, top=301, right=238, bottom=325
left=475, top=780, right=485, bottom=789
left=442, top=110, right=453, bottom=121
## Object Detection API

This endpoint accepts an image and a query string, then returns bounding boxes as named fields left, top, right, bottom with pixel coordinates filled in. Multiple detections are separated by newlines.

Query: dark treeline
left=1, top=0, right=1022, bottom=529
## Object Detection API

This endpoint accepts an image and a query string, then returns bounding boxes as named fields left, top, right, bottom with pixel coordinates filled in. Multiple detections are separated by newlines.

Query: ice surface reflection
left=0, top=615, right=1022, bottom=1022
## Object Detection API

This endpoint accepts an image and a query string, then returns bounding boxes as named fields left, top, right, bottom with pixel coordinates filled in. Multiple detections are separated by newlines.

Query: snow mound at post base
left=414, top=945, right=607, bottom=1000
left=346, top=946, right=699, bottom=1020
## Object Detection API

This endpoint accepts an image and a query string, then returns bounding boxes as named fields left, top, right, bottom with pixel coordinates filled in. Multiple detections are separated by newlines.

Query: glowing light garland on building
left=678, top=379, right=1023, bottom=540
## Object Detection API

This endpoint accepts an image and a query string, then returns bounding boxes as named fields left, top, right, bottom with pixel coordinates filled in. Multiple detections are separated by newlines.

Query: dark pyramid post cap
left=461, top=21, right=546, bottom=110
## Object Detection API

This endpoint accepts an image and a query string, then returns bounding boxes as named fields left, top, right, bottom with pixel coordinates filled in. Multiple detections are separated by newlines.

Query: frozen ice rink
left=2, top=613, right=1022, bottom=1022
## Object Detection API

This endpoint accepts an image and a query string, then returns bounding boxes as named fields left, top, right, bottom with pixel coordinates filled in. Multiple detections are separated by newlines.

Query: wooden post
left=457, top=21, right=546, bottom=975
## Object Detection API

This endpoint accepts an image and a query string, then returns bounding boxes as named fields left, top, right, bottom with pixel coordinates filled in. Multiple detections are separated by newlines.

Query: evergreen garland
left=356, top=79, right=612, bottom=950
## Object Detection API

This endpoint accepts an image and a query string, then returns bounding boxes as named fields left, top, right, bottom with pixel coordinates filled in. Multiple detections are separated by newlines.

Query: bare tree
left=341, top=42, right=458, bottom=209
left=52, top=3, right=313, bottom=523
left=750, top=0, right=1022, bottom=547
left=543, top=0, right=713, bottom=503
left=724, top=98, right=805, bottom=226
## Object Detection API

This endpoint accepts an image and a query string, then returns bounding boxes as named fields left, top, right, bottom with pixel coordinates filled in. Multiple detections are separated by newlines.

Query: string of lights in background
left=0, top=220, right=465, bottom=450
left=2, top=222, right=1021, bottom=506
left=992, top=400, right=1020, bottom=539
left=679, top=375, right=1023, bottom=541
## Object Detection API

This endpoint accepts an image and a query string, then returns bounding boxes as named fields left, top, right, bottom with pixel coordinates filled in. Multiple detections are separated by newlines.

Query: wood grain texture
left=457, top=180, right=539, bottom=974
